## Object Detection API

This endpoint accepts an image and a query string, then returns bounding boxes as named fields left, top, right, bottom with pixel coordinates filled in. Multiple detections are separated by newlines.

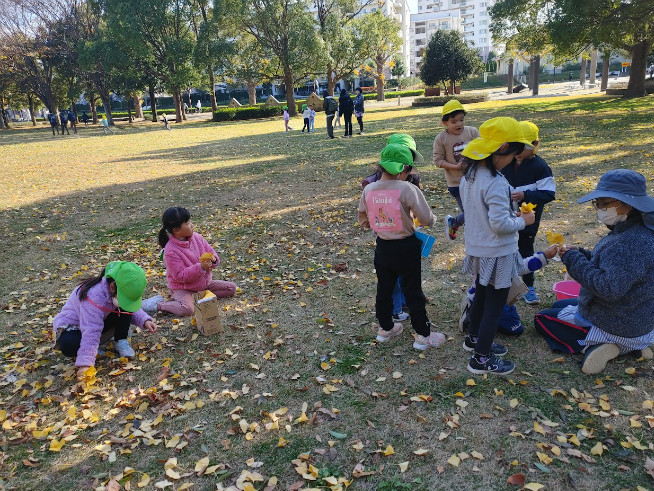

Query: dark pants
left=518, top=232, right=536, bottom=287
left=61, top=123, right=70, bottom=135
left=70, top=121, right=77, bottom=134
left=538, top=298, right=578, bottom=318
left=468, top=277, right=510, bottom=356
left=343, top=113, right=352, bottom=136
left=326, top=115, right=334, bottom=138
left=58, top=312, right=130, bottom=358
left=447, top=186, right=465, bottom=228
left=302, top=118, right=310, bottom=132
left=374, top=235, right=430, bottom=336
left=356, top=115, right=363, bottom=132
left=51, top=124, right=59, bottom=135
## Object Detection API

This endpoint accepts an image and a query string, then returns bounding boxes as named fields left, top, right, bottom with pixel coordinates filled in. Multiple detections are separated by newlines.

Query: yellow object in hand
left=546, top=231, right=564, bottom=246
left=413, top=218, right=421, bottom=228
left=520, top=202, right=537, bottom=213
left=200, top=252, right=214, bottom=262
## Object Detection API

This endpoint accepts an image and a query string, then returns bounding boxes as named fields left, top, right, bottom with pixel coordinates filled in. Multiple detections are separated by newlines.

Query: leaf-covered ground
left=1, top=95, right=653, bottom=491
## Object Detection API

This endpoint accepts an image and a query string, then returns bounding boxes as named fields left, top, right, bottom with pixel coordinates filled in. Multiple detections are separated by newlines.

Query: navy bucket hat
left=578, top=169, right=654, bottom=213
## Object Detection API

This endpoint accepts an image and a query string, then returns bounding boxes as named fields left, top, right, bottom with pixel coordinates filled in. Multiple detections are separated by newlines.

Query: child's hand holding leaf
left=546, top=231, right=565, bottom=246
left=519, top=202, right=537, bottom=213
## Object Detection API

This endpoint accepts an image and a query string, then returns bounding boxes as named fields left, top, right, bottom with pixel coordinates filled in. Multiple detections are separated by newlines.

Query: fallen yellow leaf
left=399, top=461, right=409, bottom=473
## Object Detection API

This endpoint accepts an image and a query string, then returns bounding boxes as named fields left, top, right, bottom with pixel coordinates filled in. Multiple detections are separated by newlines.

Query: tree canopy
left=419, top=30, right=482, bottom=90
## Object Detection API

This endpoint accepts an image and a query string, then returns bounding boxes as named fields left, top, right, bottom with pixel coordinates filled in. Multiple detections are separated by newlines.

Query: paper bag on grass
left=507, top=277, right=528, bottom=305
left=193, top=291, right=222, bottom=335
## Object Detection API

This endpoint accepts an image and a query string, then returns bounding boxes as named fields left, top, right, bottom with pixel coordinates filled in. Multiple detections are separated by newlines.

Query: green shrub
left=362, top=89, right=425, bottom=100
left=213, top=105, right=283, bottom=122
left=411, top=92, right=488, bottom=107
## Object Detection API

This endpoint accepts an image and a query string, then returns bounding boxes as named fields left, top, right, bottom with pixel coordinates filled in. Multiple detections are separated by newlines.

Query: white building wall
left=409, top=11, right=464, bottom=76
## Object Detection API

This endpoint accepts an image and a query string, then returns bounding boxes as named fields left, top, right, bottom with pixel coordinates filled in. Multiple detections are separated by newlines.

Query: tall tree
left=229, top=0, right=324, bottom=116
left=419, top=29, right=482, bottom=94
left=357, top=11, right=402, bottom=101
left=223, top=34, right=273, bottom=105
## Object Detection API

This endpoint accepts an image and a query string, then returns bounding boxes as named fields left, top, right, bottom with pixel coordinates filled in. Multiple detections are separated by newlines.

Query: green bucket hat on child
left=105, top=261, right=147, bottom=312
left=302, top=104, right=307, bottom=111
left=386, top=133, right=425, bottom=163
left=379, top=143, right=414, bottom=175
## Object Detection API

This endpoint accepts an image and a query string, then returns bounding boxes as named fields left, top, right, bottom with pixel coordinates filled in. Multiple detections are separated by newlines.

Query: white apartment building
left=411, top=0, right=497, bottom=75
left=358, top=0, right=411, bottom=77
left=409, top=11, right=464, bottom=75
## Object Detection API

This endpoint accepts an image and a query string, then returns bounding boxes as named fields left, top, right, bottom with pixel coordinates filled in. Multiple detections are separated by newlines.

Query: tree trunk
left=209, top=70, right=218, bottom=111
left=625, top=40, right=650, bottom=98
left=0, top=96, right=9, bottom=129
left=327, top=65, right=336, bottom=96
left=601, top=50, right=610, bottom=91
left=589, top=49, right=598, bottom=85
left=579, top=58, right=587, bottom=86
left=507, top=61, right=514, bottom=94
left=528, top=57, right=534, bottom=89
left=90, top=98, right=98, bottom=124
left=28, top=94, right=37, bottom=126
left=376, top=63, right=385, bottom=102
left=284, top=70, right=297, bottom=116
left=149, top=85, right=158, bottom=122
left=133, top=94, right=143, bottom=119
left=532, top=55, right=540, bottom=95
left=127, top=94, right=133, bottom=123
left=247, top=82, right=256, bottom=106
left=99, top=92, right=114, bottom=125
left=173, top=90, right=182, bottom=123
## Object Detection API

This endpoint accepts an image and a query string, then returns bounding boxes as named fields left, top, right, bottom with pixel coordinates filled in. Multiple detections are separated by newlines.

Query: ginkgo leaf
left=195, top=457, right=210, bottom=474
left=520, top=202, right=537, bottom=213
left=523, top=483, right=544, bottom=491
left=49, top=438, right=65, bottom=452
left=382, top=445, right=395, bottom=456
left=178, top=484, right=195, bottom=490
left=466, top=379, right=476, bottom=386
left=447, top=455, right=461, bottom=467
left=509, top=399, right=519, bottom=408
left=399, top=462, right=409, bottom=473
left=413, top=448, right=430, bottom=455
left=590, top=441, right=604, bottom=455
left=137, top=474, right=150, bottom=488
left=546, top=231, right=564, bottom=246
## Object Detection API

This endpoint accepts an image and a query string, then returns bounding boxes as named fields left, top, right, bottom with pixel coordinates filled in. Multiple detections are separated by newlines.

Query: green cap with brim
left=386, top=133, right=424, bottom=163
left=379, top=143, right=414, bottom=175
left=105, top=261, right=147, bottom=312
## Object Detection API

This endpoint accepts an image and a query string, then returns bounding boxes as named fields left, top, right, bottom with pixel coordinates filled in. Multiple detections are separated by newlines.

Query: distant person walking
left=339, top=89, right=354, bottom=138
left=196, top=99, right=202, bottom=113
left=68, top=109, right=77, bottom=134
left=48, top=113, right=59, bottom=136
left=100, top=115, right=114, bottom=135
left=323, top=91, right=337, bottom=139
left=59, top=110, right=70, bottom=136
left=161, top=113, right=171, bottom=131
left=354, top=87, right=365, bottom=135
left=81, top=111, right=89, bottom=127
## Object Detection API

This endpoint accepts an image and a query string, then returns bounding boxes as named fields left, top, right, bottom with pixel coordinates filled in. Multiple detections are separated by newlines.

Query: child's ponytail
left=158, top=206, right=191, bottom=248
left=77, top=267, right=113, bottom=300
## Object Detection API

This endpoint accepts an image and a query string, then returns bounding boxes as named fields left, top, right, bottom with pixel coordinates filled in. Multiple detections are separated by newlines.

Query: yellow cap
left=442, top=99, right=465, bottom=117
left=461, top=117, right=534, bottom=160
left=520, top=121, right=539, bottom=143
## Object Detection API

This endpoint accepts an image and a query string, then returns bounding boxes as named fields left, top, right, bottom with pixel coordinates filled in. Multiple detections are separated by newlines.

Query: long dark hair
left=463, top=142, right=525, bottom=180
left=77, top=267, right=114, bottom=301
left=158, top=206, right=191, bottom=248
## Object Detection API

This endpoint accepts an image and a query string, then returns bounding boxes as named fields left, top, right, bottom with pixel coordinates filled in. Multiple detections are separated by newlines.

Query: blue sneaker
left=523, top=287, right=540, bottom=305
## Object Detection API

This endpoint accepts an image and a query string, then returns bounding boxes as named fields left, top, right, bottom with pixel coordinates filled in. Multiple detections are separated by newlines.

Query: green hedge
left=363, top=89, right=424, bottom=100
left=213, top=105, right=283, bottom=122
left=411, top=92, right=489, bottom=107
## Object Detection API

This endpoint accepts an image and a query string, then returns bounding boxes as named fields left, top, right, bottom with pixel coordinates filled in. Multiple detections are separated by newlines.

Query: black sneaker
left=462, top=336, right=508, bottom=356
left=467, top=354, right=515, bottom=375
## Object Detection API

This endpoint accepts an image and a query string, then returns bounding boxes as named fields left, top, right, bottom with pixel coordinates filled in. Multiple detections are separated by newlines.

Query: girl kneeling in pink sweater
left=142, top=207, right=237, bottom=317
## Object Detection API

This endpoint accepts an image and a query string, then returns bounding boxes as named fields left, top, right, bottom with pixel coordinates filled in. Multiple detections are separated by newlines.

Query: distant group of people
left=48, top=109, right=91, bottom=136
left=283, top=87, right=365, bottom=140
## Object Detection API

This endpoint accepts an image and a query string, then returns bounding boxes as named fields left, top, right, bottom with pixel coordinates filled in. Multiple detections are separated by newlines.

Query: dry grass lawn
left=0, top=94, right=653, bottom=491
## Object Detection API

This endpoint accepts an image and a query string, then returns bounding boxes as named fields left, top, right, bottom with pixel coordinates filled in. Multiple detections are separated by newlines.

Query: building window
left=479, top=29, right=486, bottom=34
left=416, top=27, right=425, bottom=34
left=480, top=19, right=487, bottom=25
left=479, top=37, right=486, bottom=43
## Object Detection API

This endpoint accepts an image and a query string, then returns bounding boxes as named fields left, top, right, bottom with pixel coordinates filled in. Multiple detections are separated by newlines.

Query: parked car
left=609, top=71, right=621, bottom=77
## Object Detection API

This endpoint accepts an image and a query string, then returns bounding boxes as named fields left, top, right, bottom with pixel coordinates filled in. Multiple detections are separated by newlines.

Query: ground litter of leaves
left=1, top=95, right=653, bottom=491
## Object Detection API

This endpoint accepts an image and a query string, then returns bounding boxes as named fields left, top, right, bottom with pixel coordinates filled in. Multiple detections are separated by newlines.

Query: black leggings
left=356, top=116, right=363, bottom=132
left=467, top=277, right=510, bottom=355
left=343, top=113, right=352, bottom=136
left=58, top=312, right=130, bottom=358
left=518, top=232, right=535, bottom=287
left=374, top=235, right=430, bottom=336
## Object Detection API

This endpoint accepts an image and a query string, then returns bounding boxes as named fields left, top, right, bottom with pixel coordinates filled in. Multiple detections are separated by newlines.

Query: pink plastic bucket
left=552, top=280, right=581, bottom=300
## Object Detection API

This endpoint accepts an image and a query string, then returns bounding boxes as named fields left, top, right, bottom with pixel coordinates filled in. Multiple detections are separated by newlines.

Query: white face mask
left=597, top=207, right=628, bottom=226
left=112, top=297, right=120, bottom=308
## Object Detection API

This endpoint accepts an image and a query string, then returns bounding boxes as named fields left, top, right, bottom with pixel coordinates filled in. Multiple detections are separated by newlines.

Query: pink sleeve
left=165, top=248, right=205, bottom=283
left=197, top=233, right=220, bottom=267
left=75, top=302, right=106, bottom=367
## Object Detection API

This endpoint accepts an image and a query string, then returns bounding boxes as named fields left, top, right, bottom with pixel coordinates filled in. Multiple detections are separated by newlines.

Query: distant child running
left=48, top=113, right=59, bottom=135
left=302, top=104, right=311, bottom=133
left=433, top=100, right=479, bottom=240
left=53, top=261, right=158, bottom=379
left=161, top=113, right=171, bottom=131
left=358, top=144, right=446, bottom=350
left=59, top=110, right=70, bottom=136
left=100, top=115, right=114, bottom=134
left=68, top=109, right=78, bottom=134
left=500, top=121, right=556, bottom=304
left=141, top=207, right=237, bottom=317
left=460, top=117, right=558, bottom=375
left=283, top=106, right=292, bottom=131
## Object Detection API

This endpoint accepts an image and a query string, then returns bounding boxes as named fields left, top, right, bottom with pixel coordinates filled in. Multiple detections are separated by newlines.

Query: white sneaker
left=413, top=331, right=446, bottom=350
left=141, top=295, right=163, bottom=313
left=114, top=339, right=135, bottom=358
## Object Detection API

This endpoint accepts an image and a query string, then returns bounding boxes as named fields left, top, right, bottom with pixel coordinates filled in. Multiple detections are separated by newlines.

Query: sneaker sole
left=523, top=297, right=540, bottom=305
left=582, top=343, right=620, bottom=374
left=467, top=364, right=515, bottom=376
left=413, top=337, right=446, bottom=351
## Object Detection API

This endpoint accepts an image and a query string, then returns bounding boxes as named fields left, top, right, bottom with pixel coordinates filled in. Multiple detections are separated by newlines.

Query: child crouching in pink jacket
left=141, top=207, right=237, bottom=317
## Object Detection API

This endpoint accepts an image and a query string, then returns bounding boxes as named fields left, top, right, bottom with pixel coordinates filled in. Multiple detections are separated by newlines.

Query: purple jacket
left=53, top=277, right=152, bottom=367
left=163, top=232, right=219, bottom=292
